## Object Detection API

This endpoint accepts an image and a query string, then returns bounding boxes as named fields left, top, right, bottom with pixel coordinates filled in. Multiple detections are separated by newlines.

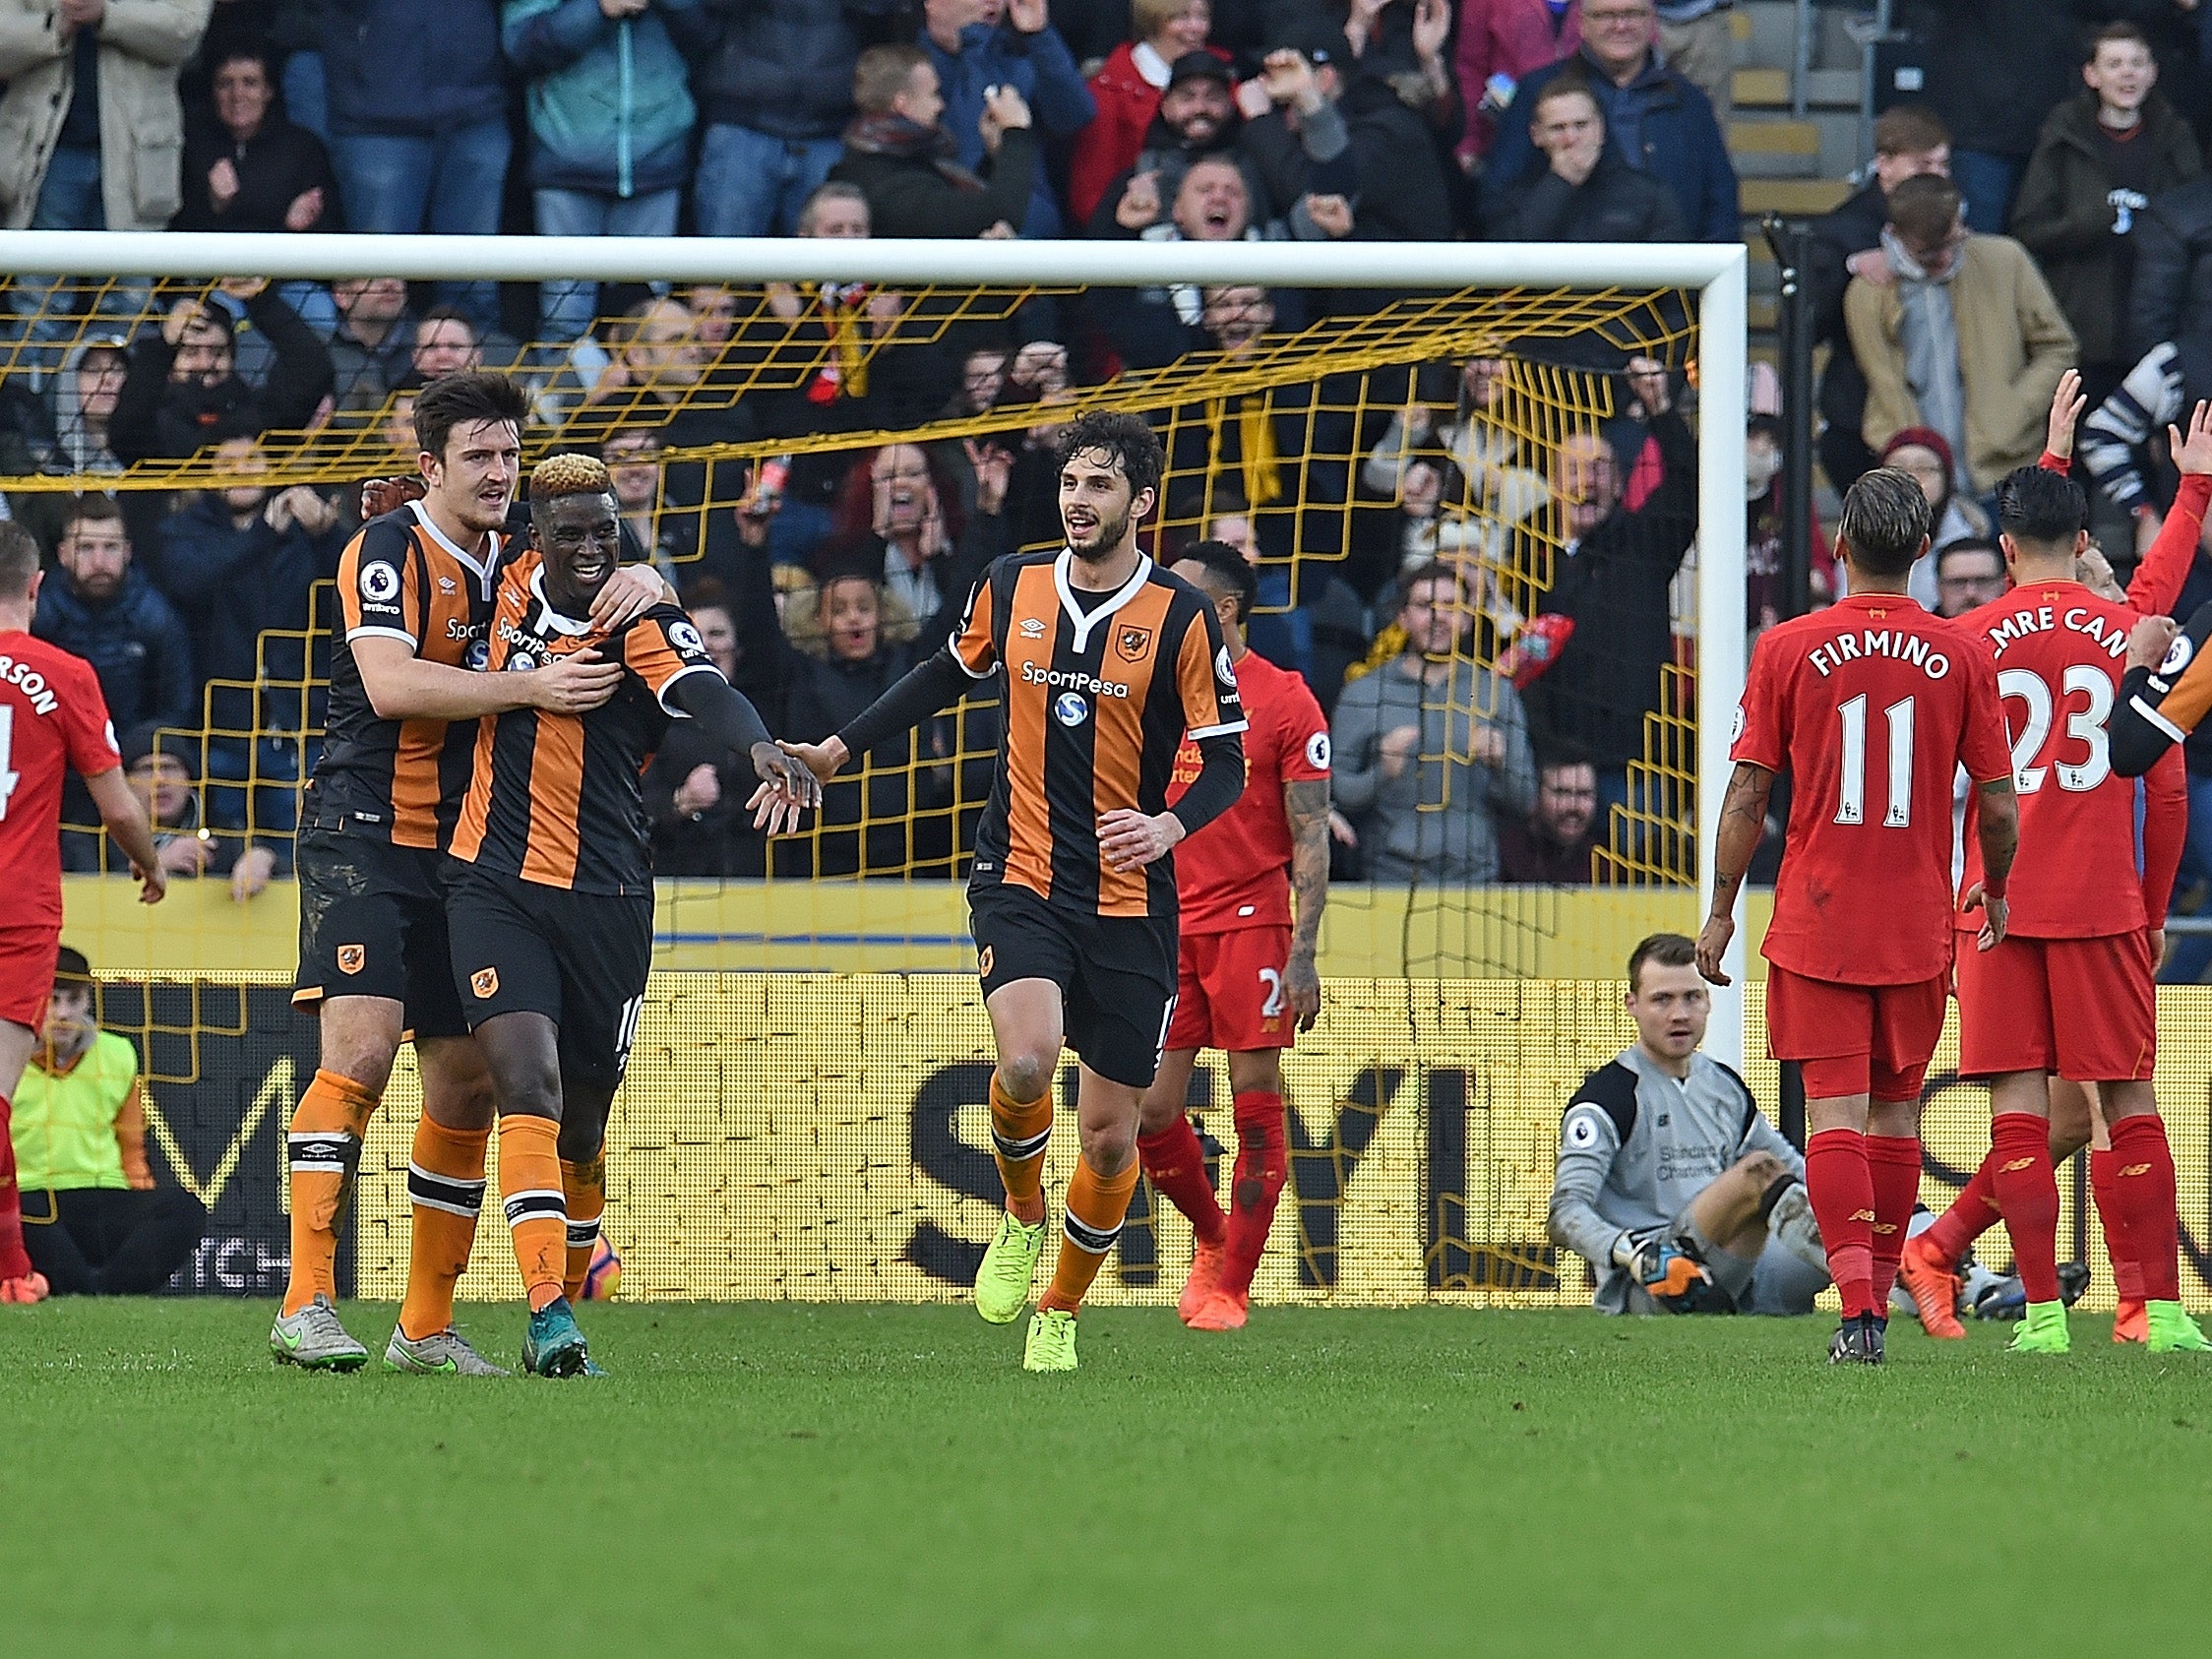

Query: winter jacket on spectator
left=156, top=490, right=347, bottom=737
left=503, top=0, right=717, bottom=198
left=1520, top=407, right=1696, bottom=771
left=176, top=109, right=339, bottom=232
left=1484, top=145, right=1686, bottom=240
left=1085, top=104, right=1355, bottom=241
left=696, top=0, right=899, bottom=142
left=47, top=338, right=129, bottom=475
left=109, top=287, right=335, bottom=461
left=0, top=0, right=213, bottom=231
left=32, top=565, right=196, bottom=735
left=1845, top=232, right=2077, bottom=493
left=1331, top=654, right=1538, bottom=883
left=1809, top=180, right=1889, bottom=490
left=324, top=0, right=504, bottom=138
left=1453, top=0, right=1582, bottom=160
left=922, top=17, right=1095, bottom=238
left=830, top=117, right=1039, bottom=239
left=2125, top=173, right=2212, bottom=364
left=2010, top=89, right=2200, bottom=368
left=1916, top=0, right=2076, bottom=164
left=1069, top=38, right=1235, bottom=225
left=1333, top=70, right=1457, bottom=241
left=1483, top=44, right=1738, bottom=242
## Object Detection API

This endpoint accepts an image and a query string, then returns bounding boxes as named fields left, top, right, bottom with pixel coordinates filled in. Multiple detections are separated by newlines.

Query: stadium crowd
left=15, top=2, right=2212, bottom=936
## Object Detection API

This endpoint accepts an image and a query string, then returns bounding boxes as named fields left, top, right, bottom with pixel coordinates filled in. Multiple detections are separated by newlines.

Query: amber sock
left=1038, top=1155, right=1140, bottom=1315
left=990, top=1072, right=1053, bottom=1227
left=281, top=1070, right=379, bottom=1316
left=397, top=1117, right=489, bottom=1341
left=498, top=1114, right=567, bottom=1313
left=561, top=1149, right=607, bottom=1303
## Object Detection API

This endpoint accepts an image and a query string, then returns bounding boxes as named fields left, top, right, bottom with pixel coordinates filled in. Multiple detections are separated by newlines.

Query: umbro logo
left=439, top=577, right=458, bottom=592
left=1018, top=617, right=1046, bottom=639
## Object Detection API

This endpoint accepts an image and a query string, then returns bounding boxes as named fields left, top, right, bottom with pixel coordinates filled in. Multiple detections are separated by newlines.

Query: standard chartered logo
left=1020, top=660, right=1130, bottom=698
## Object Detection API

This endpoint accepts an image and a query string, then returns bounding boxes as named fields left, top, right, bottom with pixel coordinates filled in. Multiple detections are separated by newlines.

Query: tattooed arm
left=1283, top=775, right=1331, bottom=1032
left=1694, top=762, right=1774, bottom=986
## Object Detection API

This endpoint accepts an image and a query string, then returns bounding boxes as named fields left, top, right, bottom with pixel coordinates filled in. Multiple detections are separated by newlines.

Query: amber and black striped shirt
left=306, top=503, right=506, bottom=849
left=845, top=549, right=1247, bottom=920
left=449, top=549, right=722, bottom=894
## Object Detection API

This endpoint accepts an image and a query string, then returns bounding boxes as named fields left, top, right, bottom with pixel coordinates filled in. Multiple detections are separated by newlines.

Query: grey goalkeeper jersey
left=1547, top=1045, right=1805, bottom=1313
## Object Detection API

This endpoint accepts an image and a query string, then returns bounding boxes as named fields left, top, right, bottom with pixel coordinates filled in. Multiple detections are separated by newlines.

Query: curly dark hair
left=1053, top=410, right=1163, bottom=503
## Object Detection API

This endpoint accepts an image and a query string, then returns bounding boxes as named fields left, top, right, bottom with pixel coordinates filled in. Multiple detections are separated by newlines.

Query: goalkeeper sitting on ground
left=1549, top=934, right=1831, bottom=1315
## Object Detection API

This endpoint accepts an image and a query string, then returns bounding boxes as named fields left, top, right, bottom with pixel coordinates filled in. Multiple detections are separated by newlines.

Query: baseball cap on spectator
left=1276, top=14, right=1350, bottom=69
left=52, top=945, right=92, bottom=986
left=1166, top=50, right=1233, bottom=90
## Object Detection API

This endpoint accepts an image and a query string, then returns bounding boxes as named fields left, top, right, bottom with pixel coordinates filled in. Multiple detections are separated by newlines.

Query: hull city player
left=0, top=523, right=165, bottom=1306
left=276, top=373, right=665, bottom=1376
left=445, top=456, right=815, bottom=1377
left=1134, top=539, right=1329, bottom=1331
left=786, top=411, right=1249, bottom=1374
left=1699, top=466, right=2018, bottom=1365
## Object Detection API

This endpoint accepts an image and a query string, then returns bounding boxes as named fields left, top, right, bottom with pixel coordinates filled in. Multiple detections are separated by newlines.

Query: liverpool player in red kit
left=1939, top=465, right=2206, bottom=1354
left=1698, top=468, right=2018, bottom=1364
left=1135, top=540, right=1330, bottom=1330
left=0, top=523, right=166, bottom=1304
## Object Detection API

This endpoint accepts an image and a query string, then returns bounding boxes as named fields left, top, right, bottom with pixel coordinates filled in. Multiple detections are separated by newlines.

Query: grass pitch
left=6, top=1301, right=2208, bottom=1655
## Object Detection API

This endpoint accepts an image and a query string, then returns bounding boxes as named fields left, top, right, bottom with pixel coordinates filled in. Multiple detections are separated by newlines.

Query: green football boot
left=2146, top=1301, right=2212, bottom=1353
left=2008, top=1302, right=2071, bottom=1355
left=270, top=1296, right=369, bottom=1372
left=1022, top=1308, right=1078, bottom=1373
left=975, top=1210, right=1047, bottom=1324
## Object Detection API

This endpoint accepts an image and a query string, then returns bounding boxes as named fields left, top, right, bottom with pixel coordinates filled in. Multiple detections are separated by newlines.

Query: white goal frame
left=0, top=230, right=1749, bottom=1064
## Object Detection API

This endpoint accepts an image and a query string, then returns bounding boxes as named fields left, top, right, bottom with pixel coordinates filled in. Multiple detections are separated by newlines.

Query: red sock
left=2088, top=1148, right=2146, bottom=1303
left=1221, top=1090, right=1289, bottom=1298
left=1989, top=1112, right=2060, bottom=1304
left=1137, top=1116, right=1226, bottom=1248
left=1806, top=1129, right=1876, bottom=1319
left=2107, top=1115, right=2181, bottom=1302
left=1866, top=1135, right=1922, bottom=1309
left=0, top=1092, right=31, bottom=1280
left=1923, top=1147, right=2003, bottom=1267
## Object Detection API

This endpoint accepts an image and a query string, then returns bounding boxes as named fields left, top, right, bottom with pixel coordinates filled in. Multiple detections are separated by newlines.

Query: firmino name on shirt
left=1979, top=603, right=2129, bottom=662
left=1805, top=626, right=1952, bottom=680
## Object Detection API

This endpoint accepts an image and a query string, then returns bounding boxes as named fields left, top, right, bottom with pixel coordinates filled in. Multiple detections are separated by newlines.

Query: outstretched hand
left=2046, top=368, right=2086, bottom=461
left=777, top=735, right=849, bottom=784
left=2170, top=399, right=2212, bottom=476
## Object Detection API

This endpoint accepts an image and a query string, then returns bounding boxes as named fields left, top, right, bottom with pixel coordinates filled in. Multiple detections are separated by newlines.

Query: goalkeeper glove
left=1613, top=1230, right=1711, bottom=1309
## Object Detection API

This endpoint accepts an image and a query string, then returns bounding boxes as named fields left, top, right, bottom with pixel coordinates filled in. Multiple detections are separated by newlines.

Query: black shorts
left=969, top=883, right=1178, bottom=1090
left=294, top=827, right=468, bottom=1041
left=444, top=862, right=653, bottom=1093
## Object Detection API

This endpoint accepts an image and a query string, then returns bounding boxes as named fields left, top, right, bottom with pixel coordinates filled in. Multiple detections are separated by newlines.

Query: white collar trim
left=1133, top=41, right=1172, bottom=86
left=1055, top=549, right=1151, bottom=653
left=529, top=565, right=597, bottom=637
left=409, top=498, right=496, bottom=594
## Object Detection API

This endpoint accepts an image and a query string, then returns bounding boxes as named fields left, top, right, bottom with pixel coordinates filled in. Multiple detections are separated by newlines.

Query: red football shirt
left=1167, top=647, right=1329, bottom=935
left=1953, top=582, right=2158, bottom=938
left=1733, top=594, right=2011, bottom=984
left=0, top=630, right=122, bottom=928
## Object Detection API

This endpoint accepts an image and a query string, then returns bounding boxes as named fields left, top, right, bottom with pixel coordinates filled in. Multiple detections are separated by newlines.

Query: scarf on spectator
left=839, top=114, right=986, bottom=191
left=1204, top=393, right=1283, bottom=509
left=1881, top=225, right=1971, bottom=497
left=802, top=283, right=873, bottom=402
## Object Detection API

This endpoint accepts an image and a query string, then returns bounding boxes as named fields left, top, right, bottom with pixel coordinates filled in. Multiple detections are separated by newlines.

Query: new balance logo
left=1850, top=1208, right=1876, bottom=1223
left=2121, top=1162, right=2154, bottom=1177
left=2000, top=1157, right=2037, bottom=1173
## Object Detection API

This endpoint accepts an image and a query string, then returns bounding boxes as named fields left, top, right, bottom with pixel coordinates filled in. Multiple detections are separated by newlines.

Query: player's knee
left=1078, top=1116, right=1137, bottom=1173
left=318, top=1030, right=399, bottom=1096
left=996, top=1050, right=1056, bottom=1105
left=1226, top=1050, right=1282, bottom=1097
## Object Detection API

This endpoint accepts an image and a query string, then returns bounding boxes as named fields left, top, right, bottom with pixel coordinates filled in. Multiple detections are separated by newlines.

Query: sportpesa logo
left=1054, top=691, right=1088, bottom=726
left=1021, top=662, right=1129, bottom=698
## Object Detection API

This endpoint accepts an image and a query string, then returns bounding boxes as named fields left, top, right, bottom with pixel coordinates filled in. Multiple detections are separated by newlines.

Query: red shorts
left=1765, top=964, right=1947, bottom=1102
left=1166, top=926, right=1297, bottom=1054
left=1955, top=929, right=2156, bottom=1082
left=0, top=925, right=61, bottom=1034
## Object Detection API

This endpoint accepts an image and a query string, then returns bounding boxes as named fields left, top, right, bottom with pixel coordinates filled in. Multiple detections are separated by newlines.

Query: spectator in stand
left=1070, top=0, right=1221, bottom=225
left=1273, top=7, right=1458, bottom=243
left=175, top=43, right=337, bottom=234
left=13, top=949, right=207, bottom=1298
left=827, top=442, right=983, bottom=622
left=1810, top=103, right=1952, bottom=493
left=1933, top=536, right=2006, bottom=619
left=1744, top=412, right=1837, bottom=637
left=411, top=307, right=484, bottom=380
left=643, top=576, right=774, bottom=876
left=575, top=294, right=748, bottom=447
left=34, top=497, right=195, bottom=742
left=1331, top=559, right=1538, bottom=883
left=109, top=278, right=333, bottom=461
left=2011, top=22, right=2200, bottom=412
left=1453, top=0, right=1582, bottom=166
left=323, top=1, right=508, bottom=333
left=504, top=0, right=716, bottom=349
left=0, top=0, right=209, bottom=344
left=1089, top=47, right=1354, bottom=240
left=1915, top=0, right=2075, bottom=234
left=1482, top=0, right=1737, bottom=243
left=921, top=0, right=1095, bottom=239
left=1360, top=355, right=1550, bottom=591
left=1514, top=358, right=1695, bottom=817
left=1499, top=748, right=1602, bottom=884
left=1878, top=426, right=1990, bottom=609
left=693, top=0, right=900, bottom=237
left=1484, top=73, right=1685, bottom=240
left=157, top=435, right=346, bottom=877
left=46, top=335, right=129, bottom=479
left=1846, top=173, right=2077, bottom=499
left=326, top=276, right=414, bottom=411
left=1094, top=156, right=1296, bottom=366
left=1651, top=0, right=1730, bottom=121
left=830, top=44, right=1040, bottom=238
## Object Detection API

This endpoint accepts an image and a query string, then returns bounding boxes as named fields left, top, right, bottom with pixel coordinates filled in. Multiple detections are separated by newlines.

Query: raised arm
left=2124, top=401, right=2212, bottom=616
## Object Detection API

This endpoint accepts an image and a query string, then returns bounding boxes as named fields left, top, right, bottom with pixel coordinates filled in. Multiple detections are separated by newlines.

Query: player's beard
left=1067, top=505, right=1130, bottom=562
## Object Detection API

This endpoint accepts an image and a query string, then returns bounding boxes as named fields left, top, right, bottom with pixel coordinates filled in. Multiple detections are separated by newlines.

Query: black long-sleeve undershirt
left=666, top=666, right=773, bottom=764
left=1167, top=731, right=1246, bottom=838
